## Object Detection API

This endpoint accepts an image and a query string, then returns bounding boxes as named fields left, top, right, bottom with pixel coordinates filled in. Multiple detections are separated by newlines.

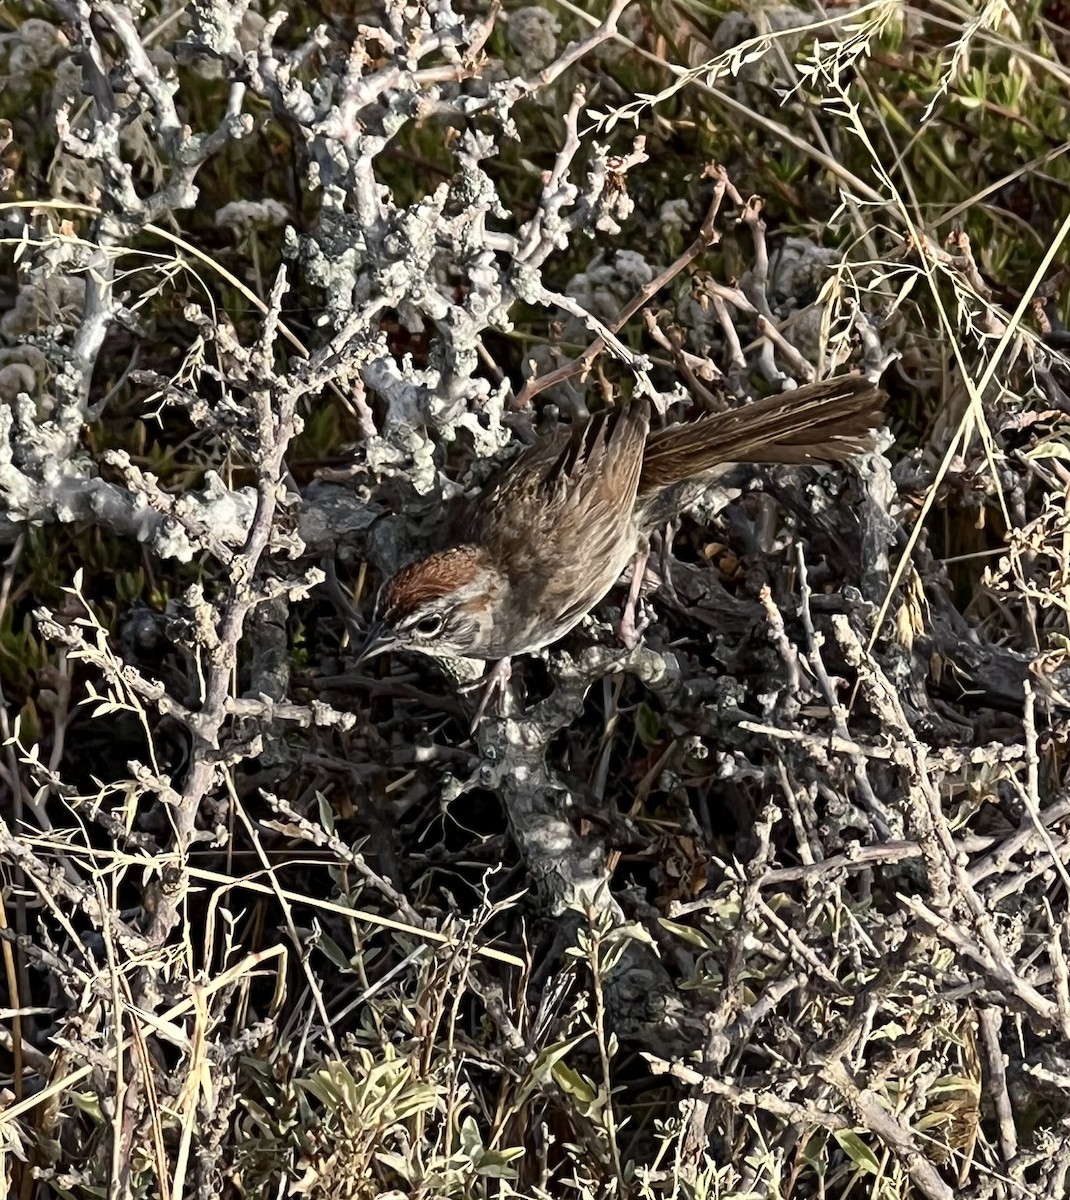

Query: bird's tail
left=638, top=374, right=884, bottom=496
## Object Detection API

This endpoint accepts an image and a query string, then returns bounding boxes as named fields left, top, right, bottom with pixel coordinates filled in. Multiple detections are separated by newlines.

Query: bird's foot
left=618, top=605, right=650, bottom=651
left=469, top=656, right=514, bottom=731
left=618, top=548, right=651, bottom=650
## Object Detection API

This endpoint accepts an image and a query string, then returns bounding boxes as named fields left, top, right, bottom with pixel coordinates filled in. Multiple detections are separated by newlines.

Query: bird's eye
left=414, top=613, right=444, bottom=637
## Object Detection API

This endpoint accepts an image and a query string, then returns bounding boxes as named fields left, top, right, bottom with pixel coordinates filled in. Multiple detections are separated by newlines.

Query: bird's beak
left=355, top=622, right=397, bottom=665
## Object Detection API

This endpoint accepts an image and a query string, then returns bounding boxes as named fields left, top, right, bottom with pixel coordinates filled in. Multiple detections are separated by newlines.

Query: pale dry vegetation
left=1, top=0, right=1070, bottom=1197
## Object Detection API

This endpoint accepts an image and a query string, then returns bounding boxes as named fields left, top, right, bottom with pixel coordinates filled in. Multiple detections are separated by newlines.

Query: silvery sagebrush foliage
left=0, top=0, right=664, bottom=883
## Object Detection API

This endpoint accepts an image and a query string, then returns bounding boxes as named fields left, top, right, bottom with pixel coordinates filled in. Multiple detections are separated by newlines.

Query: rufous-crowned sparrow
left=358, top=374, right=884, bottom=713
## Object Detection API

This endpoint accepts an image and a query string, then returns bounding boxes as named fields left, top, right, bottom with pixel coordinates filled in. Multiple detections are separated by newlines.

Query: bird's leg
left=619, top=546, right=651, bottom=650
left=655, top=518, right=680, bottom=603
left=469, top=656, right=514, bottom=731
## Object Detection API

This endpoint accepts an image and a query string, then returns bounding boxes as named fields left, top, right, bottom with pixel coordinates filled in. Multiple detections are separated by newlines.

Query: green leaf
left=658, top=919, right=713, bottom=950
left=317, top=790, right=335, bottom=836
left=316, top=931, right=351, bottom=971
left=459, top=1114, right=484, bottom=1159
left=518, top=1033, right=588, bottom=1105
left=834, top=1129, right=880, bottom=1175
left=552, top=1061, right=597, bottom=1105
left=374, top=1150, right=412, bottom=1180
left=802, top=1130, right=828, bottom=1176
left=634, top=702, right=661, bottom=746
left=475, top=1148, right=524, bottom=1178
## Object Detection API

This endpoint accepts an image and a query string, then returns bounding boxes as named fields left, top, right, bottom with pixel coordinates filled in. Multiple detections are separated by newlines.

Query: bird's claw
left=468, top=657, right=513, bottom=731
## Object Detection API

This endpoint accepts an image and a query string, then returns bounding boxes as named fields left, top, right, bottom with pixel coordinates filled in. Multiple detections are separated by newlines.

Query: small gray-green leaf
left=834, top=1129, right=880, bottom=1175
